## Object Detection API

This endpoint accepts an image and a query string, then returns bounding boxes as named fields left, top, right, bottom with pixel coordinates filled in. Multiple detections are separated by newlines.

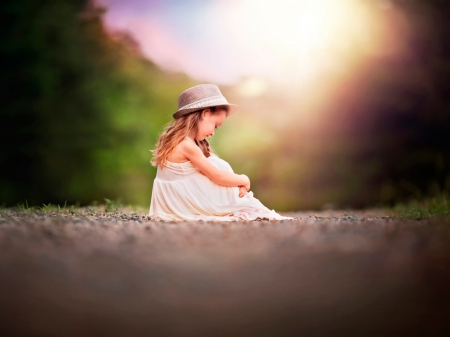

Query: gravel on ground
left=1, top=208, right=449, bottom=337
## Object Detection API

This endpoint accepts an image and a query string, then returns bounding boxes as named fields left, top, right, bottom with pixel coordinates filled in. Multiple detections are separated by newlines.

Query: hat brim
left=173, top=103, right=239, bottom=119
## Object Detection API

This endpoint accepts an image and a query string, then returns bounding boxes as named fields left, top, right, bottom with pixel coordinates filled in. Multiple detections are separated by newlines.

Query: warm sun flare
left=224, top=0, right=387, bottom=85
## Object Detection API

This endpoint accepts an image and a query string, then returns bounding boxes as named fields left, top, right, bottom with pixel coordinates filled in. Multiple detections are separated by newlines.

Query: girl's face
left=196, top=109, right=227, bottom=141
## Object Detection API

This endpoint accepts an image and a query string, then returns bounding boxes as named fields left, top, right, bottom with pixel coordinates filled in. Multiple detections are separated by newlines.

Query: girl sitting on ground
left=149, top=84, right=292, bottom=221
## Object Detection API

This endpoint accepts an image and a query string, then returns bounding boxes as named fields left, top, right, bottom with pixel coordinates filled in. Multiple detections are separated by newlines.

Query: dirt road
left=1, top=209, right=449, bottom=336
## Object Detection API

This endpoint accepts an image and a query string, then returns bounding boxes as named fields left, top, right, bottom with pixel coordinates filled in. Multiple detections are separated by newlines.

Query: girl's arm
left=181, top=139, right=250, bottom=190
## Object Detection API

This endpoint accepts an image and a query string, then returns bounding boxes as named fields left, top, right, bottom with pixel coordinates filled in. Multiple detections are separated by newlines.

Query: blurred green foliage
left=1, top=0, right=449, bottom=210
left=1, top=0, right=194, bottom=207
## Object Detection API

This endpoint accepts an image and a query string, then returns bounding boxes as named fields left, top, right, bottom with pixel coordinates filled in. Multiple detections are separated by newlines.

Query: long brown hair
left=150, top=106, right=229, bottom=168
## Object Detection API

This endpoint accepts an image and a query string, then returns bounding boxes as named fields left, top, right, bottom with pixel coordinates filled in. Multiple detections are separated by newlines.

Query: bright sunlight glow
left=102, top=0, right=405, bottom=89
left=220, top=0, right=389, bottom=87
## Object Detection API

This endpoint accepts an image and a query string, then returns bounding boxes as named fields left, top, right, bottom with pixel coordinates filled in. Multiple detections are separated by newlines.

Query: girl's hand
left=238, top=186, right=247, bottom=198
left=241, top=174, right=250, bottom=192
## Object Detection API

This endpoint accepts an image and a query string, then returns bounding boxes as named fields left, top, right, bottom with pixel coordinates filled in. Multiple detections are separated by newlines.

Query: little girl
left=149, top=84, right=292, bottom=221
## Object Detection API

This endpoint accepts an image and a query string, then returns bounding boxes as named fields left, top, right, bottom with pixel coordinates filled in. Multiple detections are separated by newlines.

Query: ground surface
left=0, top=208, right=449, bottom=337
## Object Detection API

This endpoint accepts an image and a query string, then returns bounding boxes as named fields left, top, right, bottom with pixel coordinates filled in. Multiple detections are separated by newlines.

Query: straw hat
left=173, top=84, right=239, bottom=119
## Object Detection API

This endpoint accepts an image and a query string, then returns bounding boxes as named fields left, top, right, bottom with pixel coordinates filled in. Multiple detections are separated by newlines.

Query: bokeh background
left=1, top=0, right=449, bottom=210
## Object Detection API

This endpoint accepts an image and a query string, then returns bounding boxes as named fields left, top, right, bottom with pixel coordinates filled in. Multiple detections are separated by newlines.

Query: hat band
left=178, top=95, right=229, bottom=111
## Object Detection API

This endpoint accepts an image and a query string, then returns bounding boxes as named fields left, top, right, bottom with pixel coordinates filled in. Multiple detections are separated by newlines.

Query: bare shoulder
left=179, top=137, right=195, bottom=147
left=167, top=138, right=200, bottom=162
left=179, top=137, right=201, bottom=155
left=167, top=138, right=197, bottom=162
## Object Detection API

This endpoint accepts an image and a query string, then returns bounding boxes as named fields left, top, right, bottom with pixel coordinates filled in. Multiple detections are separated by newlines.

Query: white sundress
left=149, top=152, right=293, bottom=222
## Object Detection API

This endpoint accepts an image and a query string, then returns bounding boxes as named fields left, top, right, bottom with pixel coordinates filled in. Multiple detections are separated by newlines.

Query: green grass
left=393, top=193, right=450, bottom=220
left=4, top=198, right=137, bottom=216
left=16, top=200, right=36, bottom=213
left=103, top=198, right=123, bottom=213
left=13, top=200, right=70, bottom=214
